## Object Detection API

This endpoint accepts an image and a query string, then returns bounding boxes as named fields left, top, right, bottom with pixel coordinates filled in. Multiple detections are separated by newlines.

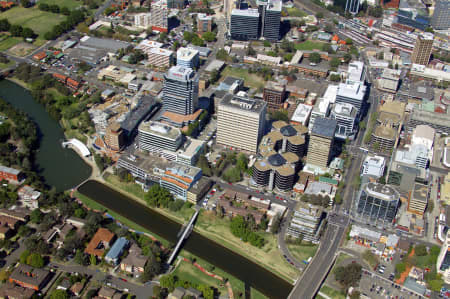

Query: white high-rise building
left=217, top=94, right=267, bottom=153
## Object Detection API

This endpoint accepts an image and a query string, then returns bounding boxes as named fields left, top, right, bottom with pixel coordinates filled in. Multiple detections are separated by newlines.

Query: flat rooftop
left=138, top=121, right=182, bottom=140
left=333, top=102, right=357, bottom=118
left=177, top=47, right=199, bottom=60
left=337, top=82, right=366, bottom=101
left=231, top=8, right=260, bottom=17
left=166, top=65, right=196, bottom=81
left=363, top=182, right=400, bottom=202
left=311, top=117, right=337, bottom=138
left=220, top=94, right=267, bottom=114
left=374, top=124, right=396, bottom=140
left=79, top=36, right=130, bottom=52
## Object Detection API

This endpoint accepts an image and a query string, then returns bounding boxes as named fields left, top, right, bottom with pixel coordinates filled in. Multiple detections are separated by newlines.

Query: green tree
left=309, top=52, right=321, bottom=64
left=90, top=254, right=97, bottom=265
left=19, top=249, right=30, bottom=264
left=345, top=38, right=353, bottom=45
left=415, top=244, right=427, bottom=256
left=236, top=153, right=248, bottom=172
left=30, top=209, right=43, bottom=224
left=202, top=31, right=216, bottom=42
left=223, top=167, right=242, bottom=183
left=50, top=289, right=69, bottom=299
left=315, top=12, right=324, bottom=19
left=330, top=57, right=341, bottom=68
left=330, top=74, right=341, bottom=82
left=334, top=263, right=362, bottom=289
left=395, top=262, right=406, bottom=275
left=263, top=40, right=271, bottom=47
left=26, top=253, right=44, bottom=268
left=196, top=155, right=213, bottom=176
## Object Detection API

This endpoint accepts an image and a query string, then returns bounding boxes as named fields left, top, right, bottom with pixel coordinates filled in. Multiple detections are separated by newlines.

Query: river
left=0, top=79, right=292, bottom=298
left=0, top=79, right=92, bottom=191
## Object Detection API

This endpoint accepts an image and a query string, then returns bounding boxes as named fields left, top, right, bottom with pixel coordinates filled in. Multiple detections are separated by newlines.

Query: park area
left=0, top=6, right=66, bottom=39
left=38, top=0, right=83, bottom=10
left=294, top=40, right=326, bottom=51
left=170, top=255, right=268, bottom=299
left=196, top=210, right=299, bottom=282
left=221, top=66, right=265, bottom=90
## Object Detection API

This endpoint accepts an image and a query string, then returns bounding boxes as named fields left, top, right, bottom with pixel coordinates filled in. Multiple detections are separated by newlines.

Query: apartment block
left=411, top=33, right=434, bottom=65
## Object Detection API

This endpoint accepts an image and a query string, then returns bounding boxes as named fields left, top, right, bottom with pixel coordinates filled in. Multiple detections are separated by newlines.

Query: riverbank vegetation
left=12, top=63, right=98, bottom=141
left=0, top=97, right=46, bottom=189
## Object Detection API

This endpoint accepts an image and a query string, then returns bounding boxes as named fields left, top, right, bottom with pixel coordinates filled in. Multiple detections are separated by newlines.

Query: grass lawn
left=178, top=252, right=268, bottom=299
left=0, top=7, right=66, bottom=37
left=294, top=40, right=326, bottom=51
left=171, top=260, right=230, bottom=295
left=221, top=66, right=265, bottom=90
left=196, top=211, right=299, bottom=282
left=287, top=243, right=318, bottom=263
left=0, top=37, right=22, bottom=51
left=320, top=285, right=346, bottom=299
left=38, top=0, right=83, bottom=10
left=286, top=7, right=307, bottom=17
left=334, top=252, right=352, bottom=268
left=0, top=60, right=14, bottom=69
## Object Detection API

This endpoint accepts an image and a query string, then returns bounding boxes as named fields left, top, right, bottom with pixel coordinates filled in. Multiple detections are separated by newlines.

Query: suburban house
left=120, top=243, right=148, bottom=274
left=0, top=282, right=35, bottom=299
left=105, top=237, right=129, bottom=264
left=84, top=228, right=116, bottom=258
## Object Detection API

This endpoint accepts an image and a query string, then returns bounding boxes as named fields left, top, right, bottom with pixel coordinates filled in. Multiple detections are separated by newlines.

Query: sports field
left=0, top=7, right=66, bottom=37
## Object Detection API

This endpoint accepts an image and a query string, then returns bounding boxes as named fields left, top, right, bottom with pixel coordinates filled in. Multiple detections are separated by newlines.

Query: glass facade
left=356, top=185, right=399, bottom=227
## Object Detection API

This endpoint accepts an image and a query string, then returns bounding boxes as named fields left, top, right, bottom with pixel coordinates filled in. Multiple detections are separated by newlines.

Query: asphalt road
left=288, top=224, right=345, bottom=299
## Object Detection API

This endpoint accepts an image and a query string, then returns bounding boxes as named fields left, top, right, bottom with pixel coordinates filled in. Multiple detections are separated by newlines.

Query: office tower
left=258, top=0, right=281, bottom=41
left=150, top=3, right=168, bottom=32
left=230, top=9, right=260, bottom=40
left=306, top=117, right=337, bottom=168
left=432, top=0, right=450, bottom=30
left=355, top=182, right=400, bottom=228
left=345, top=0, right=360, bottom=14
left=104, top=123, right=125, bottom=151
left=263, top=81, right=286, bottom=109
left=197, top=13, right=213, bottom=33
left=162, top=66, right=198, bottom=116
left=438, top=231, right=450, bottom=284
left=176, top=47, right=199, bottom=69
left=335, top=82, right=367, bottom=119
left=167, top=0, right=185, bottom=9
left=137, top=121, right=183, bottom=153
left=217, top=94, right=267, bottom=153
left=411, top=33, right=434, bottom=65
left=330, top=102, right=358, bottom=139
